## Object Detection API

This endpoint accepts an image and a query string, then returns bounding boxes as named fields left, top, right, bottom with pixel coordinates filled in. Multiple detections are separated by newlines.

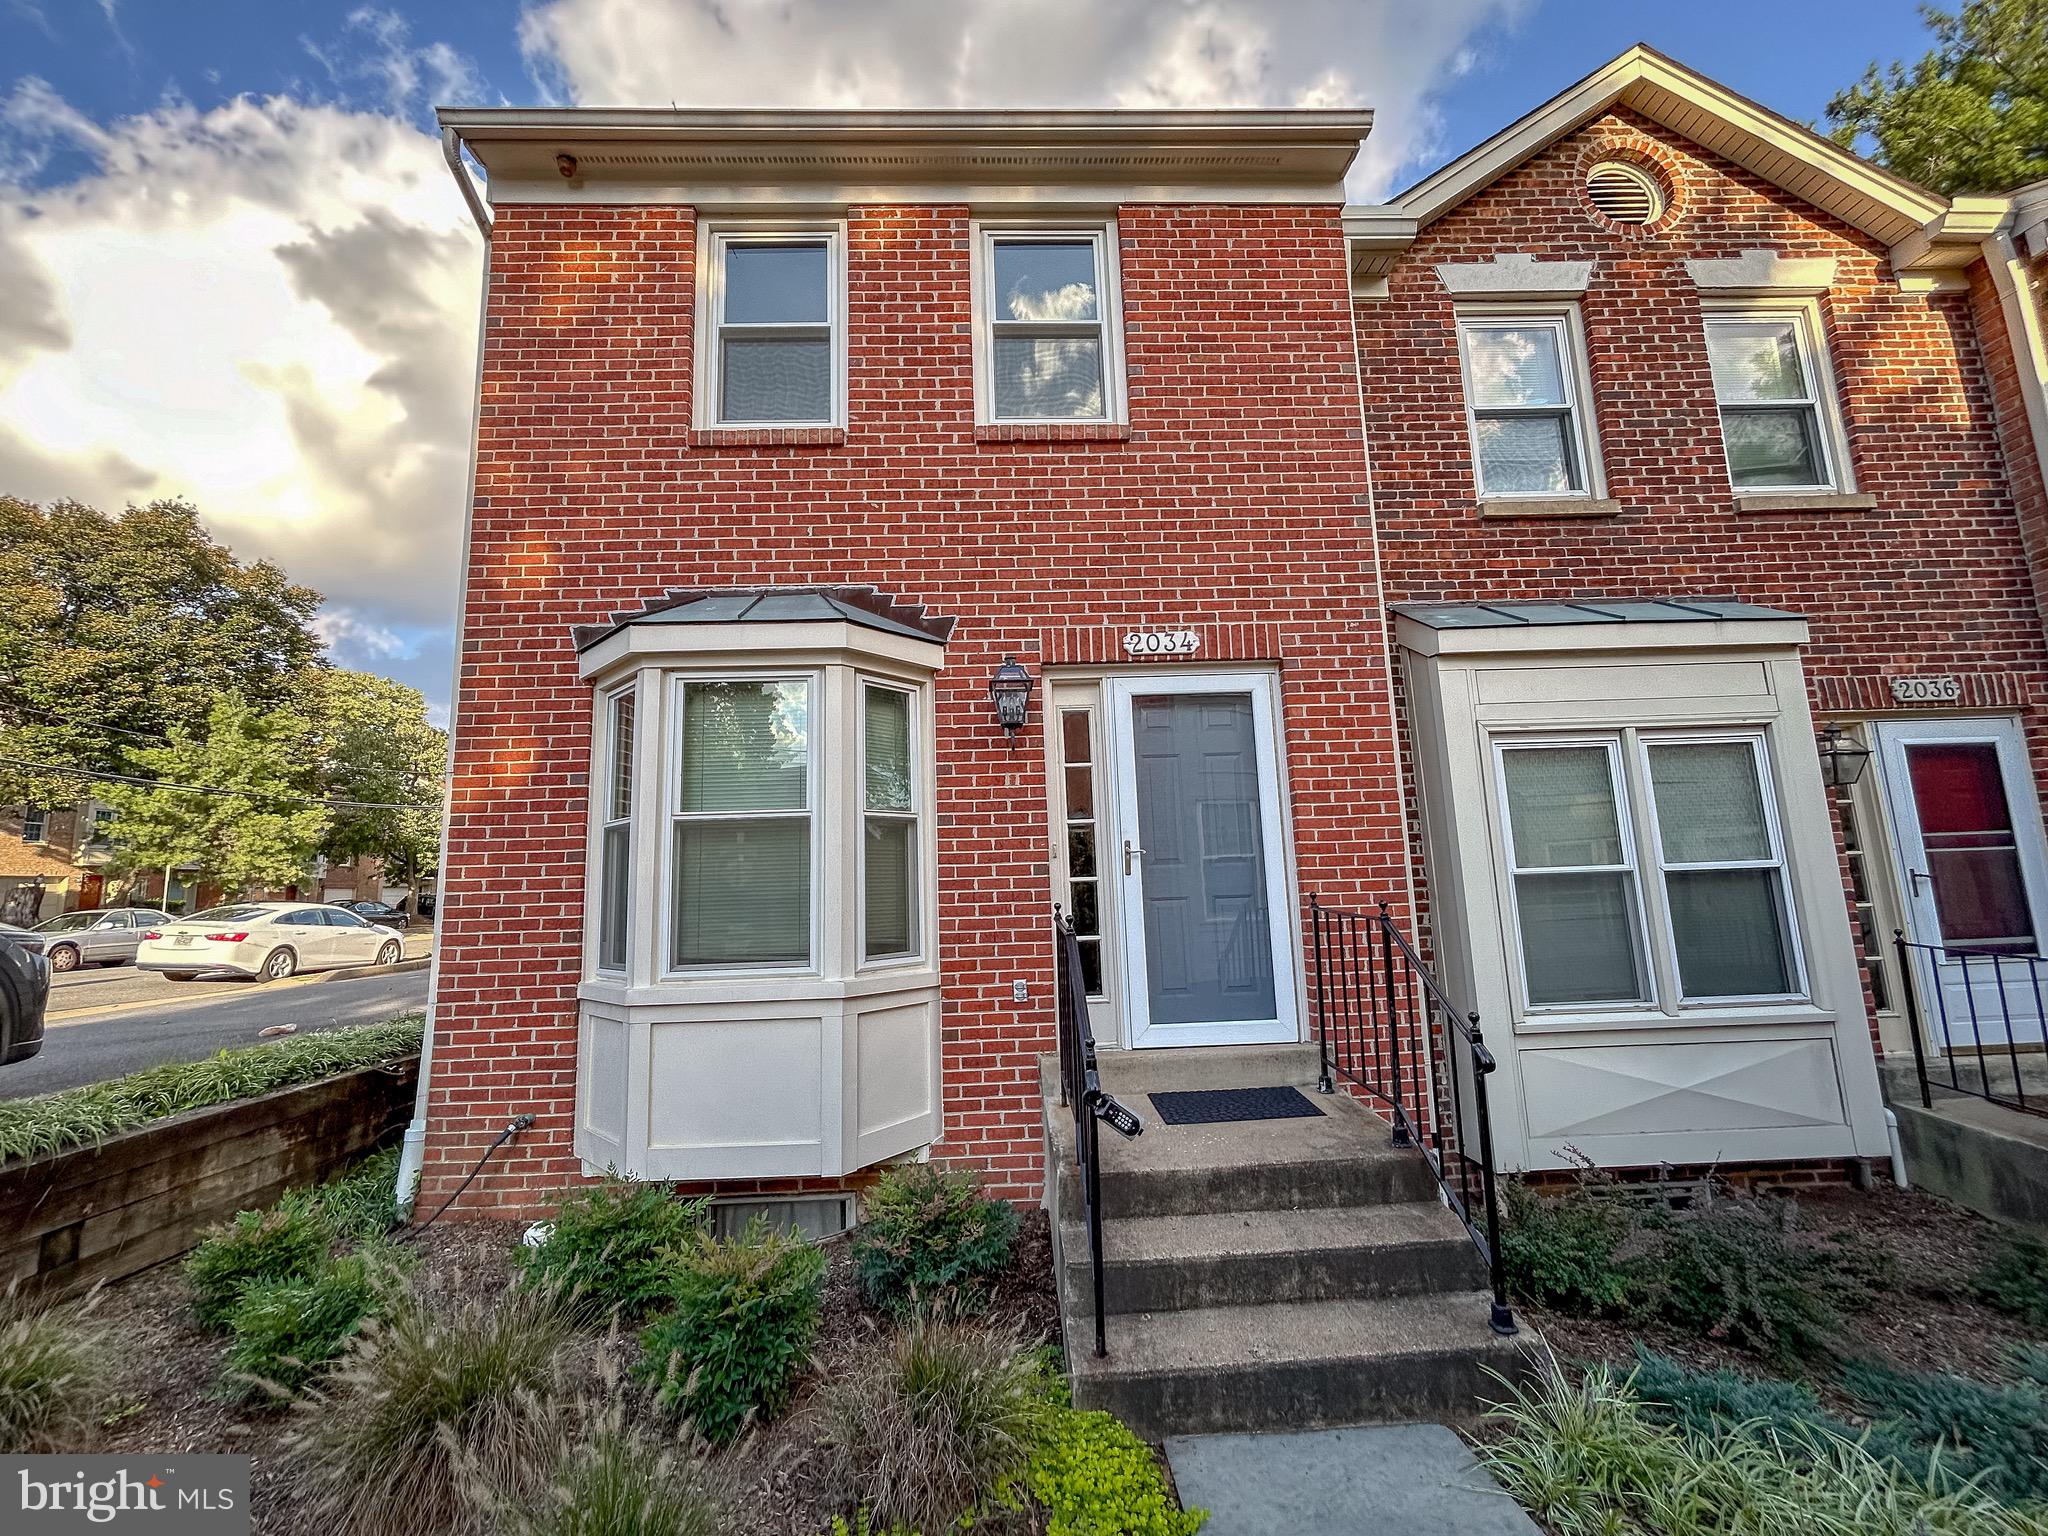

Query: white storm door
left=1876, top=718, right=2048, bottom=1048
left=1108, top=673, right=1298, bottom=1049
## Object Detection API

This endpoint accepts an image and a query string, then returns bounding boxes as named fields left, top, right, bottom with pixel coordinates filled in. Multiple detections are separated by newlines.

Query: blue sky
left=0, top=0, right=1946, bottom=717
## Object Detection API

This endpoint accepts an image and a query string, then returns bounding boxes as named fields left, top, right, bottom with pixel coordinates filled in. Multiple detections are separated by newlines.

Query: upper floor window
left=1455, top=308, right=1603, bottom=499
left=1702, top=302, right=1850, bottom=493
left=974, top=224, right=1126, bottom=425
left=20, top=807, right=46, bottom=844
left=697, top=225, right=846, bottom=429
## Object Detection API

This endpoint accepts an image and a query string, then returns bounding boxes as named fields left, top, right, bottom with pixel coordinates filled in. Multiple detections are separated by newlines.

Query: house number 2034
left=1122, top=628, right=1201, bottom=657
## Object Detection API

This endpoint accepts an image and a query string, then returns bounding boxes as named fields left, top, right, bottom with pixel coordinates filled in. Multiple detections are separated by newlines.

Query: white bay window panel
left=1457, top=312, right=1599, bottom=498
left=862, top=683, right=919, bottom=961
left=976, top=225, right=1125, bottom=425
left=596, top=686, right=634, bottom=972
left=1703, top=307, right=1846, bottom=492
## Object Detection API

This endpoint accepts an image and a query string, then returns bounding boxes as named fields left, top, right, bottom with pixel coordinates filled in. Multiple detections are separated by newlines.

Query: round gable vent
left=1586, top=160, right=1666, bottom=225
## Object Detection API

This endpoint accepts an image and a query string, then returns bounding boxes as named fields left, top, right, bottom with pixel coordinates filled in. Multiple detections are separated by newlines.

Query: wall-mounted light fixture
left=1815, top=722, right=1872, bottom=792
left=989, top=658, right=1033, bottom=746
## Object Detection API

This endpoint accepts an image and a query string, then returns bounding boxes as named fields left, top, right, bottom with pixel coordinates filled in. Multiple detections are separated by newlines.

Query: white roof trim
left=1388, top=45, right=1950, bottom=249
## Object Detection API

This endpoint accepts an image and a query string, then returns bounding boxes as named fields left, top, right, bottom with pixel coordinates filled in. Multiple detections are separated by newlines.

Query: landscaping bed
left=6, top=1153, right=1186, bottom=1536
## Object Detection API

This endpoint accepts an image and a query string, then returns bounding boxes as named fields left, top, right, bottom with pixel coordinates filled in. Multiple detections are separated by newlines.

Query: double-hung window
left=20, top=807, right=45, bottom=844
left=1702, top=304, right=1847, bottom=492
left=1495, top=731, right=1804, bottom=1013
left=701, top=227, right=844, bottom=428
left=671, top=678, right=814, bottom=968
left=595, top=687, right=634, bottom=972
left=861, top=684, right=920, bottom=961
left=977, top=225, right=1124, bottom=424
left=1457, top=310, right=1601, bottom=498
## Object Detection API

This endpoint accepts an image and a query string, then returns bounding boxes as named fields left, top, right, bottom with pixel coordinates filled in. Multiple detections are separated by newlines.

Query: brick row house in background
left=410, top=42, right=2048, bottom=1331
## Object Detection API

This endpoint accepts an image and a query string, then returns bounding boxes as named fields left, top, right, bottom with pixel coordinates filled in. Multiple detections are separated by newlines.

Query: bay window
left=861, top=684, right=919, bottom=961
left=596, top=687, right=634, bottom=972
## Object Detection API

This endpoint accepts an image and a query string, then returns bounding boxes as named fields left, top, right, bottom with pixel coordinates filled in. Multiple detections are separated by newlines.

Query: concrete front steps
left=1044, top=1043, right=1529, bottom=1439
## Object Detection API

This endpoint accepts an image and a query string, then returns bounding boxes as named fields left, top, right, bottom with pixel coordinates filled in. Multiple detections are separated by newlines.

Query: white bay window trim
left=970, top=219, right=1128, bottom=426
left=859, top=680, right=922, bottom=965
left=594, top=684, right=636, bottom=974
left=1455, top=304, right=1606, bottom=500
left=693, top=221, right=849, bottom=430
left=1700, top=296, right=1854, bottom=495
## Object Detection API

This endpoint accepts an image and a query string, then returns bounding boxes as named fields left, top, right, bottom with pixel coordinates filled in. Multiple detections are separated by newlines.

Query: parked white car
left=137, top=902, right=404, bottom=982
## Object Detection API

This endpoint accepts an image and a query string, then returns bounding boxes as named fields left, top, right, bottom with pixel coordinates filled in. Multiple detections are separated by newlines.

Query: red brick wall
left=425, top=200, right=1408, bottom=1213
left=1359, top=111, right=2048, bottom=1046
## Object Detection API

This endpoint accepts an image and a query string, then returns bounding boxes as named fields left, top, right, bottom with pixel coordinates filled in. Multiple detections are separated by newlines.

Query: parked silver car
left=137, top=902, right=404, bottom=982
left=1, top=908, right=175, bottom=973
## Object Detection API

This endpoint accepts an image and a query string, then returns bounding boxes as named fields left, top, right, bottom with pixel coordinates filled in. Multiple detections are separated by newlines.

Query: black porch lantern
left=989, top=657, right=1034, bottom=744
left=1816, top=722, right=1872, bottom=790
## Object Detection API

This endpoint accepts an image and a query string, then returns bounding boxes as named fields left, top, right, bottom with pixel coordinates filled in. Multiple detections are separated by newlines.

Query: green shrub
left=0, top=1016, right=423, bottom=1164
left=1841, top=1358, right=2048, bottom=1506
left=1973, top=1235, right=2048, bottom=1330
left=292, top=1292, right=572, bottom=1536
left=0, top=1301, right=107, bottom=1453
left=2014, top=1345, right=2048, bottom=1389
left=186, top=1193, right=334, bottom=1329
left=1480, top=1359, right=2044, bottom=1536
left=473, top=1409, right=726, bottom=1536
left=519, top=1175, right=707, bottom=1323
left=312, top=1147, right=405, bottom=1243
left=1628, top=1347, right=1927, bottom=1471
left=853, top=1163, right=1019, bottom=1320
left=1500, top=1180, right=1637, bottom=1314
left=1026, top=1406, right=1206, bottom=1536
left=223, top=1244, right=410, bottom=1402
left=637, top=1220, right=825, bottom=1443
left=819, top=1320, right=1051, bottom=1534
left=1633, top=1197, right=1869, bottom=1363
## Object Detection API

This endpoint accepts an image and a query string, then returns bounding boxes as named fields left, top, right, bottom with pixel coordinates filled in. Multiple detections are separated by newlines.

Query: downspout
left=1980, top=224, right=2048, bottom=627
left=396, top=127, right=493, bottom=1212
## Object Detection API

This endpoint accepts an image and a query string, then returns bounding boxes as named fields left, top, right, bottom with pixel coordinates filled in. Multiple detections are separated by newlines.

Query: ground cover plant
left=516, top=1174, right=706, bottom=1322
left=185, top=1194, right=337, bottom=1328
left=222, top=1244, right=410, bottom=1402
left=853, top=1162, right=1020, bottom=1320
left=0, top=1015, right=423, bottom=1163
left=1976, top=1234, right=2048, bottom=1330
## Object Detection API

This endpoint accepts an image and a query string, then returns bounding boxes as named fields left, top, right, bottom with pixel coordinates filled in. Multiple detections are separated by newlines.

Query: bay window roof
left=573, top=584, right=955, bottom=654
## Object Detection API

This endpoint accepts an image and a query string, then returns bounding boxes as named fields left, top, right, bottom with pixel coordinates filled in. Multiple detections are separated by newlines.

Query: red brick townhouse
left=405, top=48, right=2048, bottom=1234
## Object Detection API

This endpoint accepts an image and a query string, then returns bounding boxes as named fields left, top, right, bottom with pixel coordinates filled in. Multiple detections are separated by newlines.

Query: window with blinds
left=978, top=223, right=1125, bottom=425
left=862, top=683, right=919, bottom=961
left=672, top=678, right=813, bottom=968
left=1456, top=311, right=1599, bottom=498
left=704, top=227, right=843, bottom=428
left=597, top=686, right=634, bottom=972
left=1702, top=307, right=1842, bottom=491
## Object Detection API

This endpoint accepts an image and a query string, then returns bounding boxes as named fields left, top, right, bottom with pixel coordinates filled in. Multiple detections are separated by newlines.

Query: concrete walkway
left=1164, top=1423, right=1539, bottom=1536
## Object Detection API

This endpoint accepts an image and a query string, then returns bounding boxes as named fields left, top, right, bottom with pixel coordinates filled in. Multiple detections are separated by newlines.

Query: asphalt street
left=2, top=963, right=431, bottom=1098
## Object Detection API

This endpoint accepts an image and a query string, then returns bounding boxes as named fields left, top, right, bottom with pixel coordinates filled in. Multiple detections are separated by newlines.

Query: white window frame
left=1491, top=736, right=1652, bottom=1014
left=1455, top=304, right=1606, bottom=500
left=593, top=683, right=635, bottom=975
left=19, top=807, right=46, bottom=844
left=693, top=221, right=849, bottom=431
left=970, top=220, right=1128, bottom=427
left=662, top=670, right=823, bottom=977
left=1636, top=730, right=1809, bottom=1006
left=858, top=678, right=922, bottom=967
left=1700, top=297, right=1854, bottom=495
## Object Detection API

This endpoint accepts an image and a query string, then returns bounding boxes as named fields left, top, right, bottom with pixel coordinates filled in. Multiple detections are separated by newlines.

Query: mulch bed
left=82, top=1209, right=1062, bottom=1536
left=1520, top=1182, right=2048, bottom=1418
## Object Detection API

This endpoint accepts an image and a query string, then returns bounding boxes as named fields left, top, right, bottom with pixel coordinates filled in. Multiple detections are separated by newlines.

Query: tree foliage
left=1828, top=0, right=2048, bottom=193
left=312, top=669, right=445, bottom=907
left=0, top=497, right=321, bottom=804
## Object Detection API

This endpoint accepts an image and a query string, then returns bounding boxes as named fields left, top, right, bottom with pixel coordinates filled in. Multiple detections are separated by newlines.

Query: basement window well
left=570, top=587, right=952, bottom=1182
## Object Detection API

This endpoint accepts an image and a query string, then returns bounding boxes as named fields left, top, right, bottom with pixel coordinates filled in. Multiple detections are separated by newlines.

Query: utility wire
left=0, top=754, right=437, bottom=813
left=2, top=706, right=175, bottom=746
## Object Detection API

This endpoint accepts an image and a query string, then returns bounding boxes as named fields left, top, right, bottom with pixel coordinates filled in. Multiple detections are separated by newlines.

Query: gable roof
left=1389, top=44, right=1949, bottom=247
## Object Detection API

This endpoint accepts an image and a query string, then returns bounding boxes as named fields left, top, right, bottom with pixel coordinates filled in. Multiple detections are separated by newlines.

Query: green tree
left=312, top=670, right=444, bottom=915
left=0, top=497, right=321, bottom=804
left=1828, top=0, right=2048, bottom=194
left=98, top=698, right=329, bottom=896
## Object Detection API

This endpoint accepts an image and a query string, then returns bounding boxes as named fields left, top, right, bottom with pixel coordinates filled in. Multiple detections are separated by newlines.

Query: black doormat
left=1147, top=1085, right=1325, bottom=1125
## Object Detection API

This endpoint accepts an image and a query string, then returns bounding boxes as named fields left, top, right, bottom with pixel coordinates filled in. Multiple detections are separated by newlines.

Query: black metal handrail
left=1894, top=931, right=2046, bottom=1119
left=1053, top=906, right=1142, bottom=1358
left=1311, top=896, right=1515, bottom=1336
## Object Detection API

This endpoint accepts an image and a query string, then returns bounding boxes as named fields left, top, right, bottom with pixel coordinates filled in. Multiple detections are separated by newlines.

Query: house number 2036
left=1889, top=675, right=1963, bottom=704
left=1122, top=628, right=1201, bottom=657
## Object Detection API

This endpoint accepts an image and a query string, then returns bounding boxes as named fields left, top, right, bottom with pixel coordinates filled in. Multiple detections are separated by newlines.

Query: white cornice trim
left=1685, top=249, right=1836, bottom=294
left=1436, top=252, right=1594, bottom=299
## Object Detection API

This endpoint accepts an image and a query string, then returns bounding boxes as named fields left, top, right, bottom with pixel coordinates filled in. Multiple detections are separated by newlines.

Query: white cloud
left=517, top=0, right=1530, bottom=193
left=0, top=81, right=480, bottom=672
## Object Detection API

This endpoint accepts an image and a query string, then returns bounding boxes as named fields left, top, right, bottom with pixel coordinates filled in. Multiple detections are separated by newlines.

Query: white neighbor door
left=1107, top=673, right=1299, bottom=1049
left=1876, top=717, right=2048, bottom=1048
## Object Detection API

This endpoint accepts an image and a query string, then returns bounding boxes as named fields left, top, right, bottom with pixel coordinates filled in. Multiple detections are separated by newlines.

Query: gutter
left=395, top=127, right=493, bottom=1213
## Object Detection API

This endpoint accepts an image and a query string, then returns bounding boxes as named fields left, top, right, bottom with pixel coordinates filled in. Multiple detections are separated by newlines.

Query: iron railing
left=1053, top=907, right=1142, bottom=1358
left=1895, top=931, right=2046, bottom=1119
left=1311, top=897, right=1515, bottom=1335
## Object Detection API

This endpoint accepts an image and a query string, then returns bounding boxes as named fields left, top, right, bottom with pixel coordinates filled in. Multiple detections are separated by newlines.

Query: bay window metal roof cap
left=1392, top=597, right=1804, bottom=630
left=574, top=584, right=954, bottom=651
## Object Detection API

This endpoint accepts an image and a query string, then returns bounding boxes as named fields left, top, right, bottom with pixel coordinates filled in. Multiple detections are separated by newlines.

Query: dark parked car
left=329, top=900, right=414, bottom=930
left=0, top=931, right=51, bottom=1065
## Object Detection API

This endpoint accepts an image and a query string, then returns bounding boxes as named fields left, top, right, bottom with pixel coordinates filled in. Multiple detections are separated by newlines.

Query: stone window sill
left=1734, top=492, right=1877, bottom=514
left=1477, top=497, right=1623, bottom=520
left=974, top=422, right=1132, bottom=443
left=690, top=426, right=847, bottom=448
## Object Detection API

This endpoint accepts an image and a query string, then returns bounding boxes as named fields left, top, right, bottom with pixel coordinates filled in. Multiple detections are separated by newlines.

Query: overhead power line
left=0, top=754, right=436, bottom=814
